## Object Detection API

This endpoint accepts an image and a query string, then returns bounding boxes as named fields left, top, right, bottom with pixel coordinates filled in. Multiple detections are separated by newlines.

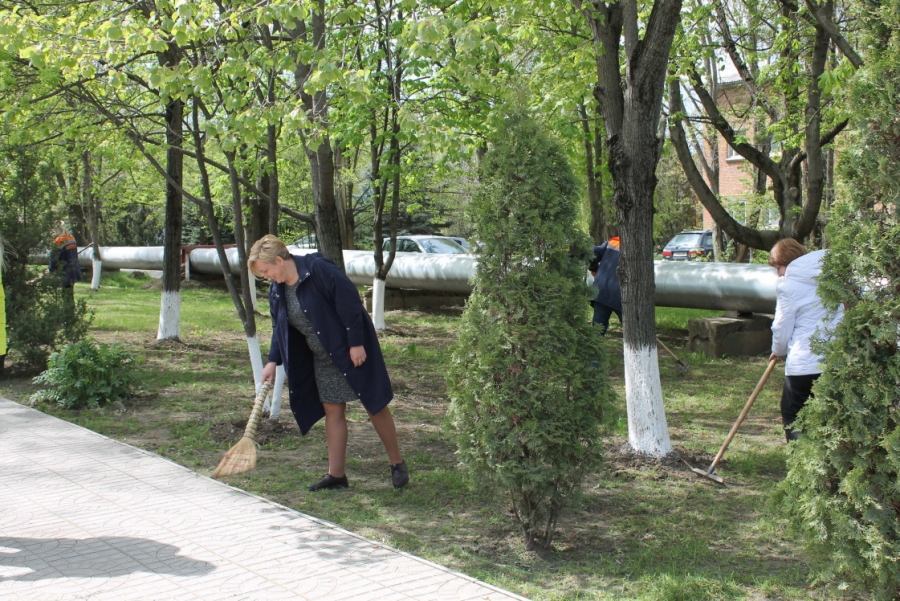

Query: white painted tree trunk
left=249, top=277, right=259, bottom=313
left=267, top=366, right=286, bottom=419
left=156, top=291, right=181, bottom=340
left=372, top=277, right=386, bottom=330
left=247, top=334, right=264, bottom=386
left=623, top=343, right=673, bottom=456
left=90, top=259, right=102, bottom=291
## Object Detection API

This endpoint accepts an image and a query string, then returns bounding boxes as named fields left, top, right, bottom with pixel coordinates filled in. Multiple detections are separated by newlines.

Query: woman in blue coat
left=249, top=235, right=408, bottom=491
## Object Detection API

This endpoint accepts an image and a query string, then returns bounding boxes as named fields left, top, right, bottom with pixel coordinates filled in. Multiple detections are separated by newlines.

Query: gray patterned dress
left=285, top=281, right=358, bottom=404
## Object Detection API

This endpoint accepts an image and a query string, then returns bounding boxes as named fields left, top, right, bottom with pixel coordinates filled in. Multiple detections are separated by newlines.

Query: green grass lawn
left=0, top=276, right=857, bottom=601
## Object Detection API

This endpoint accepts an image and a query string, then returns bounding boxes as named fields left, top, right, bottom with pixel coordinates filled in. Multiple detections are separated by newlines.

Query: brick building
left=700, top=80, right=772, bottom=231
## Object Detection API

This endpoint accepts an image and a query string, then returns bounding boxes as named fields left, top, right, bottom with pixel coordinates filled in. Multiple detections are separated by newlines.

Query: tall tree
left=668, top=0, right=856, bottom=250
left=572, top=0, right=683, bottom=456
left=287, top=0, right=345, bottom=269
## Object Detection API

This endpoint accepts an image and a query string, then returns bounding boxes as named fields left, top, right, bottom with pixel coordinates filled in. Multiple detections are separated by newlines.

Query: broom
left=211, top=381, right=272, bottom=479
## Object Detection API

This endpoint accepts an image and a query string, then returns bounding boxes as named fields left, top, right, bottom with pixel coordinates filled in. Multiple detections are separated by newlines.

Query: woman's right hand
left=261, top=361, right=277, bottom=384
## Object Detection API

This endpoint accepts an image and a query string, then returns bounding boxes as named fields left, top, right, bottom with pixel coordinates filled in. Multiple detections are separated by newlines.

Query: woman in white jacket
left=768, top=239, right=842, bottom=441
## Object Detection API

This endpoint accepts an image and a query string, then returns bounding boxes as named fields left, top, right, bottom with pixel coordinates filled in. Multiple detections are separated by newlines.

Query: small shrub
left=446, top=107, right=614, bottom=551
left=6, top=273, right=93, bottom=369
left=31, top=339, right=138, bottom=410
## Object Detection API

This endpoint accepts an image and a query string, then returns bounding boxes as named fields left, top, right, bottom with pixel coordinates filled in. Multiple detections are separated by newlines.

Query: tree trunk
left=579, top=104, right=606, bottom=244
left=80, top=152, right=103, bottom=291
left=611, top=130, right=673, bottom=456
left=250, top=163, right=269, bottom=248
left=308, top=139, right=345, bottom=268
left=187, top=99, right=275, bottom=409
left=577, top=0, right=680, bottom=457
left=334, top=143, right=356, bottom=249
left=289, top=1, right=344, bottom=271
left=158, top=96, right=183, bottom=341
left=267, top=123, right=280, bottom=236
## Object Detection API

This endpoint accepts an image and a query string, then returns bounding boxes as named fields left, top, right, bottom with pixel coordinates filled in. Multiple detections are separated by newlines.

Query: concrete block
left=688, top=314, right=773, bottom=358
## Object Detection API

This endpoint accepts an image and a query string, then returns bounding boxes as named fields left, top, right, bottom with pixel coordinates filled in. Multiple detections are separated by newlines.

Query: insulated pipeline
left=67, top=246, right=778, bottom=313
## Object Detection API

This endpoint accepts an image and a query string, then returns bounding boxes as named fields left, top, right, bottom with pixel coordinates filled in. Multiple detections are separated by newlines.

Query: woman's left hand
left=350, top=345, right=367, bottom=367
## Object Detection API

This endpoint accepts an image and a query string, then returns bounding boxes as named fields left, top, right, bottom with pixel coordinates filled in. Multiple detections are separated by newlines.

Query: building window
left=726, top=129, right=745, bottom=161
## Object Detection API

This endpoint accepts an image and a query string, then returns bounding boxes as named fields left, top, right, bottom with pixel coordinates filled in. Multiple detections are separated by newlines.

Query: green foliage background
left=447, top=108, right=615, bottom=551
left=776, top=1, right=900, bottom=597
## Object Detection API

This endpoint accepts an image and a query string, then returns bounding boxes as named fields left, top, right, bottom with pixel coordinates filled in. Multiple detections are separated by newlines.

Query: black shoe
left=785, top=429, right=801, bottom=442
left=391, top=461, right=409, bottom=489
left=308, top=473, right=349, bottom=491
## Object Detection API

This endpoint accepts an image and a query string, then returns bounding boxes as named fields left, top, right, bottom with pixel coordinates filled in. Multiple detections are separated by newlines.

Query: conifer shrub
left=0, top=148, right=93, bottom=370
left=776, top=2, right=900, bottom=597
left=5, top=272, right=93, bottom=369
left=446, top=109, right=614, bottom=551
left=31, top=339, right=137, bottom=410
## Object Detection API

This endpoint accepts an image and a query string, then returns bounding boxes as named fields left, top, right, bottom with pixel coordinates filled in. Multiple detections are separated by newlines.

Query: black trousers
left=591, top=301, right=621, bottom=335
left=781, top=373, right=820, bottom=441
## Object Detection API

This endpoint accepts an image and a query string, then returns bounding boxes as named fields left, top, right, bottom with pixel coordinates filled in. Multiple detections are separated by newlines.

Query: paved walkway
left=0, top=398, right=529, bottom=601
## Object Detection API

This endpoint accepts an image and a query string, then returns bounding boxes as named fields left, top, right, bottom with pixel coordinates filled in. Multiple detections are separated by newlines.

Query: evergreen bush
left=446, top=109, right=615, bottom=551
left=776, top=2, right=900, bottom=597
left=31, top=339, right=138, bottom=410
left=5, top=272, right=93, bottom=369
left=0, top=148, right=93, bottom=369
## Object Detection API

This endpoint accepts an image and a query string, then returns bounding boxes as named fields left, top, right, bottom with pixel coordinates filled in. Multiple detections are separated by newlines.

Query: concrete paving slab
left=0, top=398, right=530, bottom=601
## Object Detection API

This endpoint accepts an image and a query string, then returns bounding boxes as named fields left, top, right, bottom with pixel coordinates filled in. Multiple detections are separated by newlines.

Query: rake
left=211, top=381, right=272, bottom=479
left=691, top=358, right=777, bottom=484
left=656, top=336, right=690, bottom=375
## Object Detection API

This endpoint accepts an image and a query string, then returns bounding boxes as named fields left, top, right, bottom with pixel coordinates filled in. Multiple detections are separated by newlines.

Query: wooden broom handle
left=243, top=381, right=272, bottom=442
left=708, top=358, right=777, bottom=472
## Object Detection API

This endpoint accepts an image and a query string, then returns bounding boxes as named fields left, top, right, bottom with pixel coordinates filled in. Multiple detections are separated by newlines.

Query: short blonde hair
left=768, top=238, right=807, bottom=268
left=248, top=235, right=291, bottom=277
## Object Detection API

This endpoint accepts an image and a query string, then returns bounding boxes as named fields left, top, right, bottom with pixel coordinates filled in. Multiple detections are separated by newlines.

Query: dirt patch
left=209, top=417, right=299, bottom=445
left=600, top=442, right=722, bottom=481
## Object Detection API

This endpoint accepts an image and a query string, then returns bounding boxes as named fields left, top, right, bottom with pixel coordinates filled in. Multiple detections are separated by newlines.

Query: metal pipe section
left=341, top=251, right=476, bottom=293
left=73, top=246, right=777, bottom=313
left=652, top=261, right=777, bottom=313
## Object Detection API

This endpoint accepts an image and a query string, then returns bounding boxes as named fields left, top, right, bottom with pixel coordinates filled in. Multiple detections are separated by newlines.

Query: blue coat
left=591, top=238, right=622, bottom=312
left=49, top=235, right=83, bottom=287
left=267, top=253, right=393, bottom=435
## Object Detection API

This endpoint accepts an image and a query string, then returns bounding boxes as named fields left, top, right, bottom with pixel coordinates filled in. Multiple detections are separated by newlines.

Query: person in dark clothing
left=48, top=227, right=83, bottom=323
left=589, top=236, right=622, bottom=335
left=249, top=235, right=408, bottom=491
left=49, top=230, right=83, bottom=287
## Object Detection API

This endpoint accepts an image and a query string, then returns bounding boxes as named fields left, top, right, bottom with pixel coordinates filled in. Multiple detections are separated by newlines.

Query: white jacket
left=771, top=250, right=842, bottom=376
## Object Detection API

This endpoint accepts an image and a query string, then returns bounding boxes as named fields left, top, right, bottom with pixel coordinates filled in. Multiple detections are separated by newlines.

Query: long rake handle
left=656, top=337, right=688, bottom=368
left=705, top=358, right=777, bottom=474
left=243, top=381, right=272, bottom=442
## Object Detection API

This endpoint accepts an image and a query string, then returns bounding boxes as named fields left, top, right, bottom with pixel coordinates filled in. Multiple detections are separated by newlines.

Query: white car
left=382, top=236, right=469, bottom=254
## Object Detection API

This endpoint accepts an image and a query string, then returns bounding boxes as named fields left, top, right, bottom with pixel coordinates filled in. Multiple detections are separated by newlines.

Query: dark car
left=661, top=230, right=714, bottom=261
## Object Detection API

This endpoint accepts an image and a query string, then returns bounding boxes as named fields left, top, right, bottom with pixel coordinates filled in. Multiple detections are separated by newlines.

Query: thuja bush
left=775, top=3, right=900, bottom=597
left=31, top=339, right=138, bottom=410
left=6, top=273, right=93, bottom=369
left=446, top=109, right=615, bottom=551
left=0, top=149, right=92, bottom=369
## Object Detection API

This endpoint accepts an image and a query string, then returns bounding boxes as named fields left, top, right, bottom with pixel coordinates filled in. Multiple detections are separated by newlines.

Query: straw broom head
left=211, top=381, right=272, bottom=479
